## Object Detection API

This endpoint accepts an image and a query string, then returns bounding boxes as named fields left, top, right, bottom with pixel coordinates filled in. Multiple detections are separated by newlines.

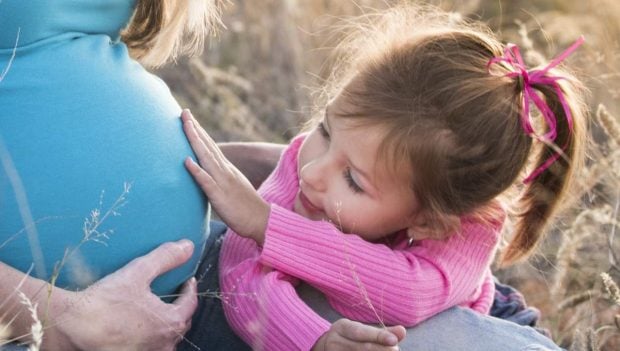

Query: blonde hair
left=319, top=5, right=588, bottom=265
left=121, top=0, right=223, bottom=67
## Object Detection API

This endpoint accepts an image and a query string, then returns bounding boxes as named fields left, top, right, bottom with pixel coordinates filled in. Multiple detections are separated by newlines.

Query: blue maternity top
left=0, top=0, right=209, bottom=295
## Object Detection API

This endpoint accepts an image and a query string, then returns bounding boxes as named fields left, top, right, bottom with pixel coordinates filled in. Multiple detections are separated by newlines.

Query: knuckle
left=160, top=241, right=180, bottom=253
left=126, top=258, right=150, bottom=277
left=334, top=318, right=348, bottom=329
left=189, top=293, right=198, bottom=307
left=159, top=242, right=183, bottom=261
left=323, top=338, right=338, bottom=350
left=167, top=315, right=188, bottom=334
left=173, top=320, right=187, bottom=333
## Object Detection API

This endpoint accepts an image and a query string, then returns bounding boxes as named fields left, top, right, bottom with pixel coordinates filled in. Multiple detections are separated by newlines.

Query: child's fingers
left=182, top=116, right=228, bottom=173
left=180, top=109, right=192, bottom=123
left=182, top=110, right=227, bottom=162
left=181, top=110, right=215, bottom=158
left=182, top=118, right=224, bottom=172
left=385, top=326, right=406, bottom=342
left=184, top=157, right=217, bottom=194
left=182, top=114, right=208, bottom=160
left=194, top=123, right=227, bottom=166
left=333, top=319, right=399, bottom=346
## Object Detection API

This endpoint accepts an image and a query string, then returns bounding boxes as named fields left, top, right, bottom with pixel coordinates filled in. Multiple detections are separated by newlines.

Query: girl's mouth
left=298, top=190, right=321, bottom=214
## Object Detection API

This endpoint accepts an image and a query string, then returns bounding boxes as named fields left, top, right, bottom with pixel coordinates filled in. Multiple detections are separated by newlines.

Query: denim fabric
left=178, top=221, right=251, bottom=351
left=0, top=344, right=27, bottom=351
left=299, top=282, right=565, bottom=351
left=396, top=307, right=565, bottom=351
left=492, top=279, right=553, bottom=338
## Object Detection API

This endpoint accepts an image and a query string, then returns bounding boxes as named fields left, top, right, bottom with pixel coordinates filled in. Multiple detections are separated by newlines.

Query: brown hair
left=121, top=0, right=223, bottom=67
left=319, top=5, right=588, bottom=265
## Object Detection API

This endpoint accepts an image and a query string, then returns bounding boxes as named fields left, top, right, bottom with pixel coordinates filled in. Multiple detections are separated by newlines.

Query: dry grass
left=0, top=321, right=12, bottom=346
left=17, top=292, right=42, bottom=351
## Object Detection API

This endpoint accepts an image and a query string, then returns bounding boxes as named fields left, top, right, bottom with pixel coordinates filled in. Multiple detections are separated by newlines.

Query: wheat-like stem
left=552, top=208, right=609, bottom=299
left=600, top=272, right=620, bottom=306
left=0, top=321, right=12, bottom=346
left=17, top=292, right=42, bottom=351
left=597, top=104, right=620, bottom=146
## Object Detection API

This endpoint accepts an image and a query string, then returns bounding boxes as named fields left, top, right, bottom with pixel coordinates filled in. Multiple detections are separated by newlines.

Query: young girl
left=183, top=5, right=587, bottom=350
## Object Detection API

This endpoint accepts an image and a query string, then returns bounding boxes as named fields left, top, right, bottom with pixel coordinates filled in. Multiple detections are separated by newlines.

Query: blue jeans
left=397, top=306, right=563, bottom=350
left=178, top=221, right=565, bottom=351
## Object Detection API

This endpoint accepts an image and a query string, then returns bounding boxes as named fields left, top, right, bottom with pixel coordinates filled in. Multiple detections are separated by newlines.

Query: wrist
left=41, top=287, right=81, bottom=351
left=251, top=200, right=270, bottom=246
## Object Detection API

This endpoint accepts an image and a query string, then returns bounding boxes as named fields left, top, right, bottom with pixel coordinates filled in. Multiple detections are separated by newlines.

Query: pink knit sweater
left=219, top=134, right=502, bottom=351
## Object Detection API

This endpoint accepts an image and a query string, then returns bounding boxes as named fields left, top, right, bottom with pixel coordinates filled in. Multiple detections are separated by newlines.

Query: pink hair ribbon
left=487, top=36, right=585, bottom=183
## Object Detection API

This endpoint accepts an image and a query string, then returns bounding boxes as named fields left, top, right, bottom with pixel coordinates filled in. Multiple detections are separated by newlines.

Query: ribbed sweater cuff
left=261, top=204, right=316, bottom=272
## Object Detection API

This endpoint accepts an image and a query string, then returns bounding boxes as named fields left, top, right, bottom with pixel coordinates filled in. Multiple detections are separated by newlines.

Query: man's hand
left=47, top=240, right=198, bottom=351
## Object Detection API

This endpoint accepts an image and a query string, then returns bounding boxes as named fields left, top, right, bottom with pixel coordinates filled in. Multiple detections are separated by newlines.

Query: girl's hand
left=182, top=110, right=270, bottom=245
left=48, top=240, right=198, bottom=351
left=312, top=319, right=406, bottom=351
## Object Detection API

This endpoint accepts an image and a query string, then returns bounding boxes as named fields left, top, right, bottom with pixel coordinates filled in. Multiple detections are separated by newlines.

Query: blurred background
left=157, top=0, right=620, bottom=349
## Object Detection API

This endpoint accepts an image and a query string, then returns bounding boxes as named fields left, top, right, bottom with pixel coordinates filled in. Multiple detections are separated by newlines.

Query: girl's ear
left=406, top=211, right=460, bottom=241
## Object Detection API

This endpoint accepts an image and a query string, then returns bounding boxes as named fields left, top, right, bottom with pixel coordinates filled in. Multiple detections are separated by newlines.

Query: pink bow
left=487, top=36, right=585, bottom=183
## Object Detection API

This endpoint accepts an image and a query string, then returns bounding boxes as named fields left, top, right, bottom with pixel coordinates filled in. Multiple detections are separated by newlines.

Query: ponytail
left=500, top=70, right=588, bottom=265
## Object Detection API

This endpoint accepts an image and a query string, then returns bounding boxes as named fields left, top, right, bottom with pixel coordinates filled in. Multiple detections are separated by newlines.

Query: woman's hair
left=319, top=5, right=588, bottom=265
left=121, top=0, right=223, bottom=67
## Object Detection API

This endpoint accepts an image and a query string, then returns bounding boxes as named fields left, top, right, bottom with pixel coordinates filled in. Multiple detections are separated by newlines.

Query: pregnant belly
left=0, top=35, right=209, bottom=296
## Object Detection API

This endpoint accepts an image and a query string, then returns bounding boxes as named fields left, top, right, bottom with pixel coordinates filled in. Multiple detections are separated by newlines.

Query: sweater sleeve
left=260, top=205, right=500, bottom=326
left=219, top=230, right=331, bottom=351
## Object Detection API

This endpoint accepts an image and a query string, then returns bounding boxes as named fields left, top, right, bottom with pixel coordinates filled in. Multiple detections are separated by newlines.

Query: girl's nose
left=300, top=158, right=328, bottom=193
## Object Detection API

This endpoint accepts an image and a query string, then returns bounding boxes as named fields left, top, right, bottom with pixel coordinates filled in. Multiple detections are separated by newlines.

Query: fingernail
left=386, top=334, right=398, bottom=345
left=178, top=239, right=194, bottom=254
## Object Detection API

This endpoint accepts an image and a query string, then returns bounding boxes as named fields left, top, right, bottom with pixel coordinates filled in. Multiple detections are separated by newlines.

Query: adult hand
left=182, top=109, right=270, bottom=245
left=47, top=240, right=198, bottom=351
left=312, top=319, right=406, bottom=351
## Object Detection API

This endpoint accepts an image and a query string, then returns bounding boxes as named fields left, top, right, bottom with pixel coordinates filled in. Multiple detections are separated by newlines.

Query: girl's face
left=295, top=92, right=420, bottom=241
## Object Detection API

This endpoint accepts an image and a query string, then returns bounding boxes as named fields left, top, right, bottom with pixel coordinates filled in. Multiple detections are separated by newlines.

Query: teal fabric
left=0, top=0, right=209, bottom=296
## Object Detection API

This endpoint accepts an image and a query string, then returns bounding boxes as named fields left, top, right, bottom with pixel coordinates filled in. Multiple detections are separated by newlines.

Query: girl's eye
left=318, top=122, right=330, bottom=139
left=344, top=167, right=364, bottom=194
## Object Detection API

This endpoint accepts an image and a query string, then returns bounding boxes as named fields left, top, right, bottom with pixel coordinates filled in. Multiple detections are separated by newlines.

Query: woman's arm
left=1, top=240, right=198, bottom=351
